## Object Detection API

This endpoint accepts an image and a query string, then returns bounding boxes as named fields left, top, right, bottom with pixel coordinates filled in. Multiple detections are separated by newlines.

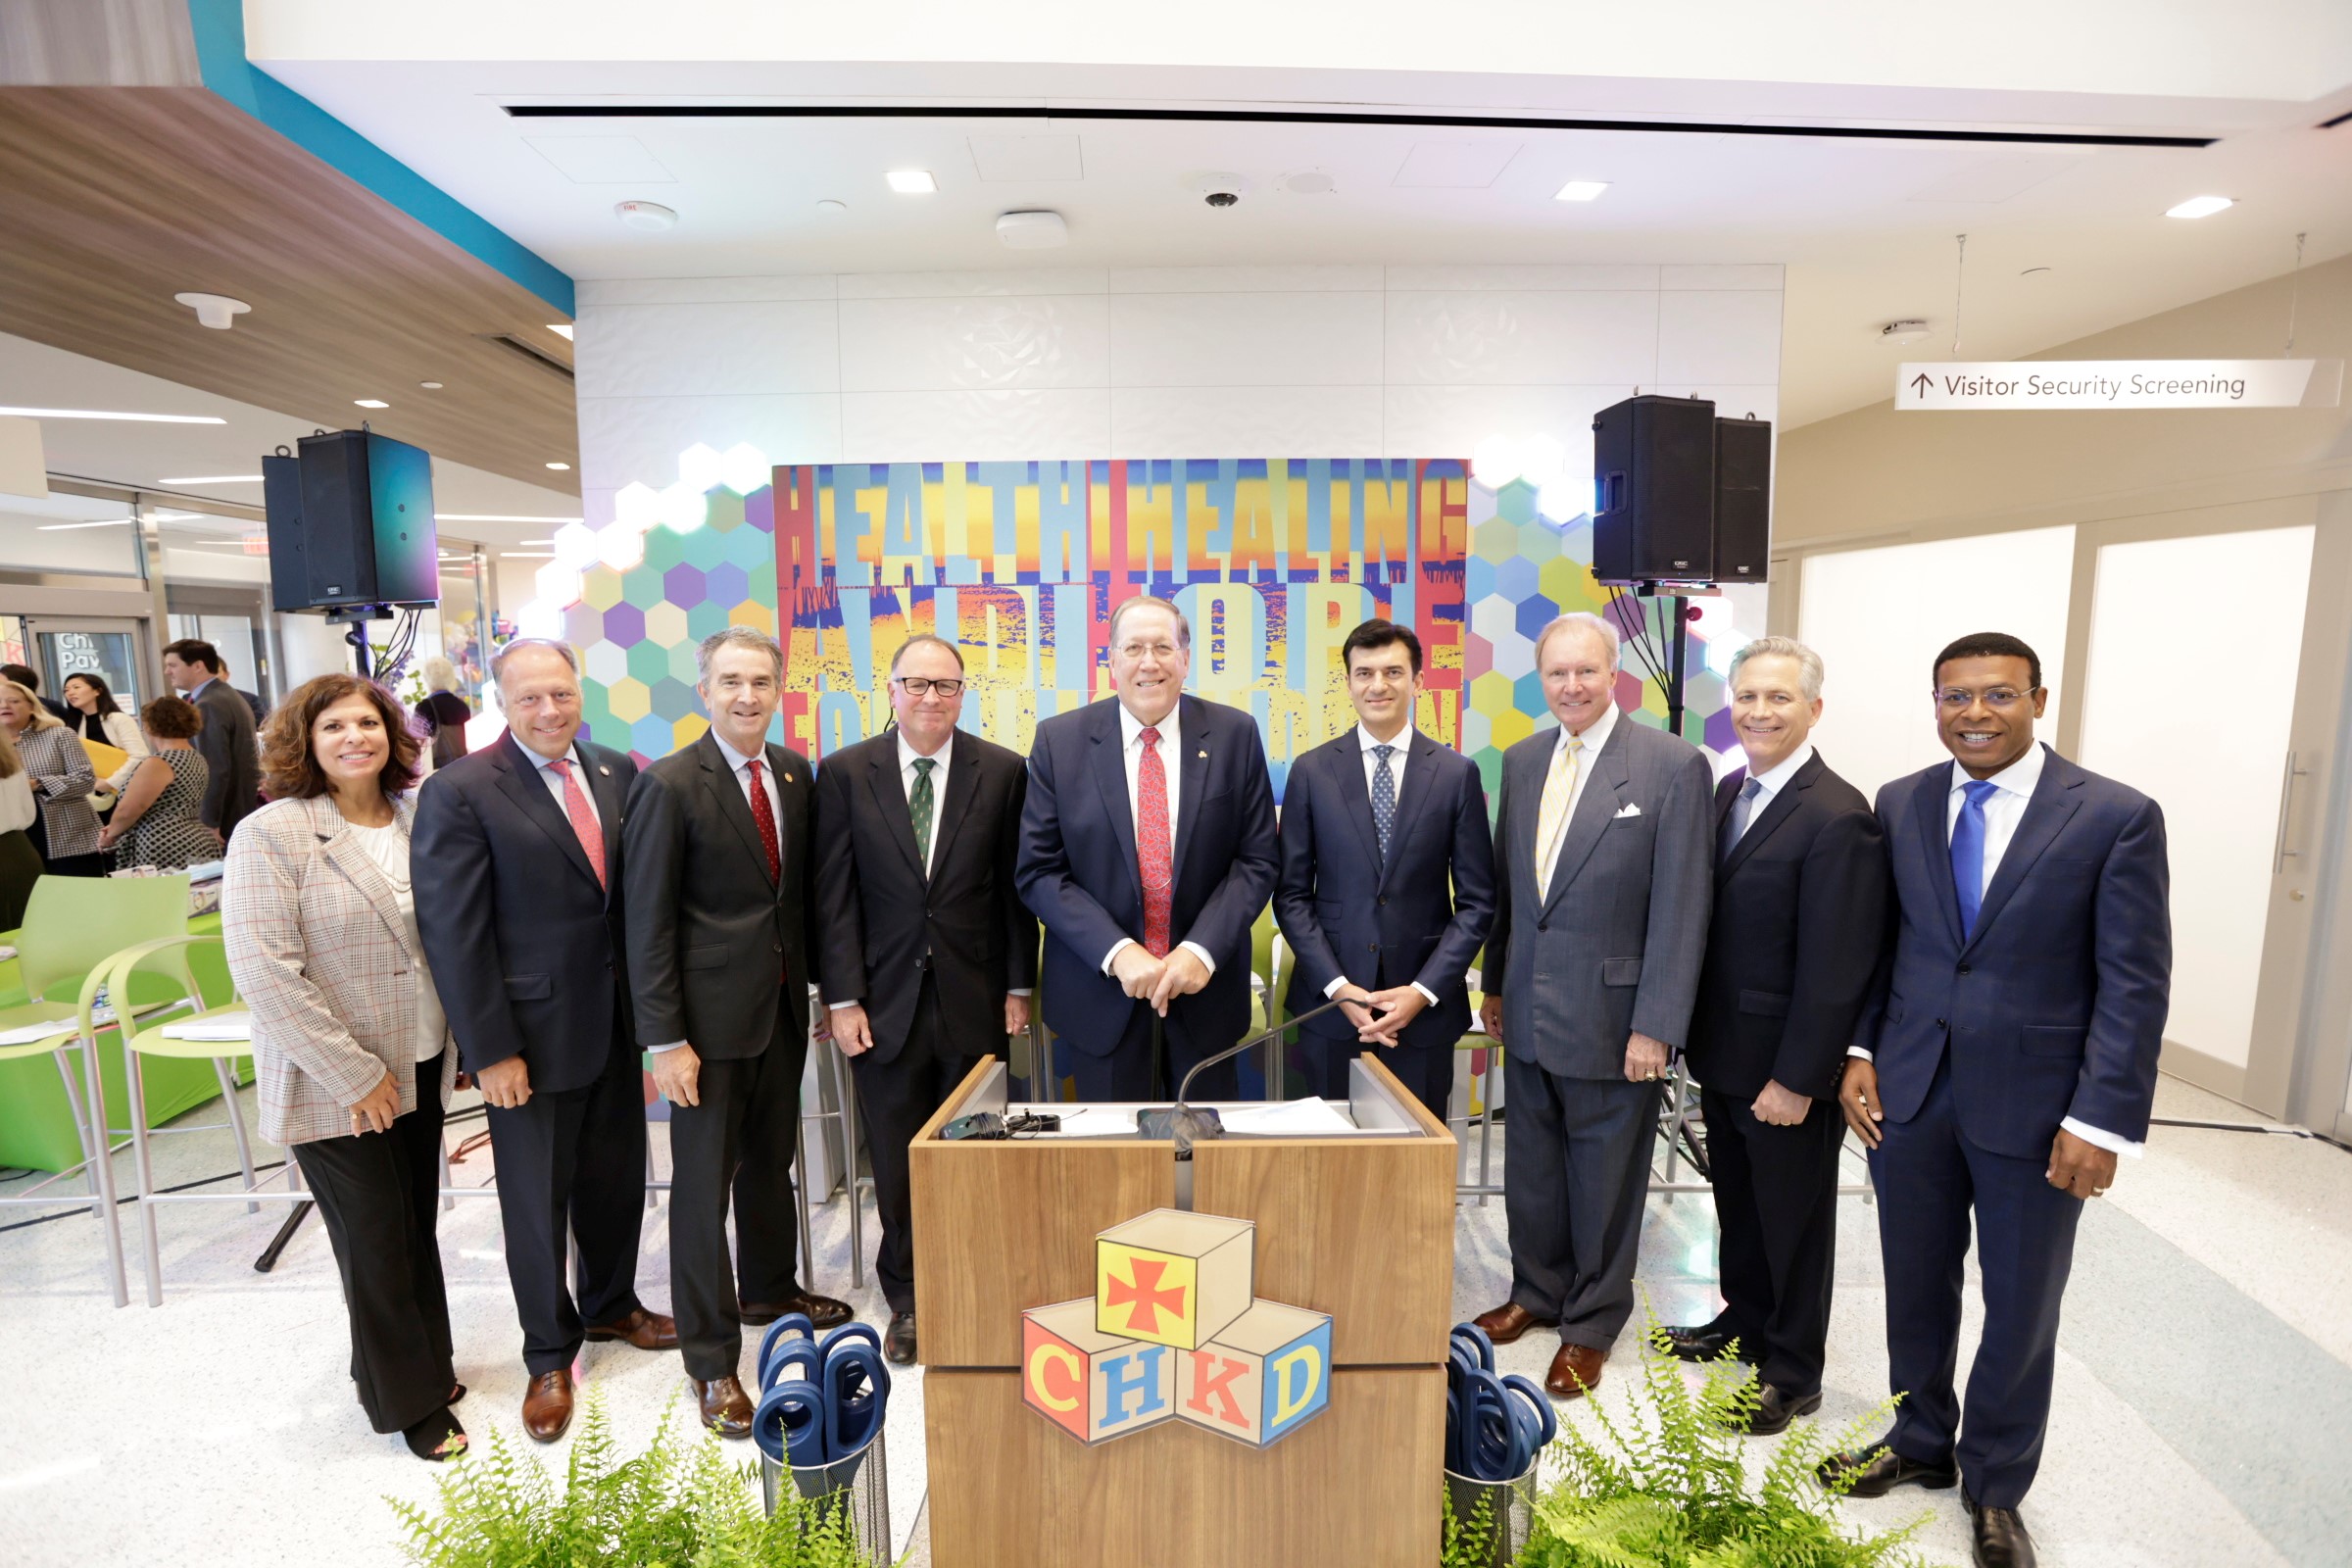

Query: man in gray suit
left=1472, top=612, right=1714, bottom=1397
left=163, top=637, right=261, bottom=846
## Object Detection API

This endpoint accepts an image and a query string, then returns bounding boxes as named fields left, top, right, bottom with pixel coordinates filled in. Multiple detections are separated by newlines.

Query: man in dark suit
left=813, top=632, right=1038, bottom=1364
left=414, top=637, right=676, bottom=1444
left=1662, top=637, right=1888, bottom=1435
left=161, top=638, right=259, bottom=845
left=1273, top=617, right=1494, bottom=1119
left=1823, top=632, right=2169, bottom=1568
left=1471, top=612, right=1713, bottom=1398
left=1015, top=595, right=1278, bottom=1101
left=623, top=627, right=852, bottom=1439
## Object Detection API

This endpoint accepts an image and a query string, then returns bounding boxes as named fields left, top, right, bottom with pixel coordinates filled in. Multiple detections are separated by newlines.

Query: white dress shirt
left=1726, top=741, right=1814, bottom=848
left=827, top=730, right=1030, bottom=1009
left=1100, top=701, right=1217, bottom=978
left=520, top=739, right=601, bottom=826
left=1323, top=724, right=1439, bottom=1007
left=1537, top=699, right=1620, bottom=892
left=346, top=819, right=447, bottom=1062
left=1850, top=743, right=2139, bottom=1157
left=650, top=730, right=786, bottom=1054
left=0, top=771, right=37, bottom=835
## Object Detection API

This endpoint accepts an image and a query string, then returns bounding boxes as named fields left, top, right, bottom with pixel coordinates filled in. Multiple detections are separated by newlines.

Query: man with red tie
left=622, top=627, right=851, bottom=1439
left=415, top=638, right=676, bottom=1444
left=1016, top=596, right=1278, bottom=1100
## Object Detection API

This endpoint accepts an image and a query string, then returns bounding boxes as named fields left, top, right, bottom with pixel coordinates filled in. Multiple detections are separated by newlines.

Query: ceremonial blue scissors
left=754, top=1314, right=893, bottom=1474
left=1446, top=1322, right=1556, bottom=1482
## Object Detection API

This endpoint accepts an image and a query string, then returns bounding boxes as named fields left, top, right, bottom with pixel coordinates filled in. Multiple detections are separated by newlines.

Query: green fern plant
left=1514, top=1308, right=1941, bottom=1568
left=386, top=1391, right=891, bottom=1567
left=1442, top=1480, right=1503, bottom=1568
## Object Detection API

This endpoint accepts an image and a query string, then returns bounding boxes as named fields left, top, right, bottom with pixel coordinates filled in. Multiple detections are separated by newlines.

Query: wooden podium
left=909, top=1055, right=1455, bottom=1567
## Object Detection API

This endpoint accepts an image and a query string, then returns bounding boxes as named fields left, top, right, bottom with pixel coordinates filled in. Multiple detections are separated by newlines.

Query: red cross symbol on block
left=1104, top=1256, right=1188, bottom=1336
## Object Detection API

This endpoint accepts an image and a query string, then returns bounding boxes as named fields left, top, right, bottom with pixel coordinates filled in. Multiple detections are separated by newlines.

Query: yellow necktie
left=1535, top=733, right=1583, bottom=899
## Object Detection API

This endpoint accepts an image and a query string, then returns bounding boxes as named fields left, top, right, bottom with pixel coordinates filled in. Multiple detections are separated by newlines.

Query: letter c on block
left=1028, top=1343, right=1082, bottom=1413
left=1271, top=1344, right=1323, bottom=1425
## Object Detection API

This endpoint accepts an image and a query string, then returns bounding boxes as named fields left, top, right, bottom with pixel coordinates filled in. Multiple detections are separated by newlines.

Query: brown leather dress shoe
left=694, top=1374, right=755, bottom=1440
left=1965, top=1493, right=2037, bottom=1568
left=585, top=1307, right=679, bottom=1350
left=1544, top=1342, right=1607, bottom=1398
left=522, top=1369, right=575, bottom=1443
left=1471, top=1301, right=1557, bottom=1346
left=740, top=1291, right=854, bottom=1331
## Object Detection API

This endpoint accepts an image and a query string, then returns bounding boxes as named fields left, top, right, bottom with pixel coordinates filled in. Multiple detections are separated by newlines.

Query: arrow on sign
left=1909, top=373, right=1933, bottom=396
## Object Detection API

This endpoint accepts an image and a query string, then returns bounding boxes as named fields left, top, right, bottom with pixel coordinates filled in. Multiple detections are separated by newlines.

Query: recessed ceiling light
left=2019, top=267, right=2053, bottom=277
left=516, top=538, right=555, bottom=546
left=435, top=514, right=584, bottom=524
left=886, top=170, right=938, bottom=194
left=161, top=474, right=264, bottom=485
left=36, top=518, right=132, bottom=531
left=1879, top=319, right=1932, bottom=344
left=614, top=200, right=678, bottom=232
left=419, top=380, right=445, bottom=390
left=1554, top=180, right=1610, bottom=202
left=815, top=199, right=848, bottom=216
left=0, top=407, right=224, bottom=424
left=545, top=462, right=572, bottom=471
left=546, top=324, right=574, bottom=341
left=355, top=398, right=390, bottom=409
left=500, top=551, right=558, bottom=560
left=2165, top=195, right=2234, bottom=219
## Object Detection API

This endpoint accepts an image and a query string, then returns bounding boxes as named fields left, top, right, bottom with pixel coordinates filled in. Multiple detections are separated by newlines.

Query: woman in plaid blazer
left=223, top=674, right=466, bottom=1462
left=0, top=680, right=105, bottom=875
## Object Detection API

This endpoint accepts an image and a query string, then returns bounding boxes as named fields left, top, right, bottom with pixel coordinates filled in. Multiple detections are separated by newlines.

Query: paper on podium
left=1219, top=1098, right=1360, bottom=1136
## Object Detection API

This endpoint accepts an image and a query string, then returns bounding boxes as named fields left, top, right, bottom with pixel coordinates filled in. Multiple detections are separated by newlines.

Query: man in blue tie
left=1823, top=632, right=2171, bottom=1568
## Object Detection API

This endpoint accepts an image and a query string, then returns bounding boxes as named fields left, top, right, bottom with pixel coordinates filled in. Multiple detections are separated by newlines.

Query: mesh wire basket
left=1443, top=1456, right=1539, bottom=1567
left=760, top=1425, right=892, bottom=1564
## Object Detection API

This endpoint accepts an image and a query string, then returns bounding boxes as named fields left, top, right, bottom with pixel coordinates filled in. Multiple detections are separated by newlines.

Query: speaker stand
left=325, top=603, right=394, bottom=679
left=1629, top=581, right=1703, bottom=743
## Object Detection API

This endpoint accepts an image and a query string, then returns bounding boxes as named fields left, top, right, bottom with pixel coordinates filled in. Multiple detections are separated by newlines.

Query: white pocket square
left=1613, top=802, right=1642, bottom=819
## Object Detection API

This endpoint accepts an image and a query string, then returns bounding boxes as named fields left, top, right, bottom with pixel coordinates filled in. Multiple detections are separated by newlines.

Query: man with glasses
left=812, top=633, right=1038, bottom=1364
left=1016, top=595, right=1278, bottom=1100
left=1822, top=631, right=2170, bottom=1568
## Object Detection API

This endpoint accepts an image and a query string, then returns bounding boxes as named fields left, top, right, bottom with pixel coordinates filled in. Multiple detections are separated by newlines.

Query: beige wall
left=1776, top=253, right=2352, bottom=551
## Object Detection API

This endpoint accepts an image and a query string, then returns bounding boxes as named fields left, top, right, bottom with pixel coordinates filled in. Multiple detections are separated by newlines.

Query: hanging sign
left=1896, top=360, right=2342, bottom=412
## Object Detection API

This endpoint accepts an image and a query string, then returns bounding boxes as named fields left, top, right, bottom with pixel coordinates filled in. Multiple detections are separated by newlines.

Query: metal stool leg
left=438, top=1142, right=454, bottom=1211
left=792, top=1116, right=816, bottom=1290
left=831, top=1041, right=865, bottom=1291
left=79, top=1029, right=129, bottom=1308
left=1478, top=1047, right=1498, bottom=1207
left=646, top=1139, right=659, bottom=1208
left=211, top=1056, right=261, bottom=1214
left=128, top=1049, right=166, bottom=1306
left=52, top=1048, right=104, bottom=1221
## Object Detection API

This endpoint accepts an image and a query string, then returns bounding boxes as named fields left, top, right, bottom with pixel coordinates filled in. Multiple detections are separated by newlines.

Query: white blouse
left=0, top=772, right=35, bottom=835
left=345, top=819, right=447, bottom=1062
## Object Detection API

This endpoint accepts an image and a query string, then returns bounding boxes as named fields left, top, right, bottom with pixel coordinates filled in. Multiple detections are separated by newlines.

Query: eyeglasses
left=1116, top=642, right=1181, bottom=661
left=894, top=677, right=964, bottom=698
left=1936, top=687, right=2030, bottom=709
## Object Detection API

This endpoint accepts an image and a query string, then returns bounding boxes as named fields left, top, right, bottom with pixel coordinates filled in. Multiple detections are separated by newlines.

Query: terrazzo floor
left=2, top=1072, right=2345, bottom=1567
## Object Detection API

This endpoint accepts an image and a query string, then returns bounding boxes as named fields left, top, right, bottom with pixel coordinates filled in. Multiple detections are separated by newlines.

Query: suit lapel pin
left=598, top=764, right=611, bottom=776
left=1198, top=750, right=1208, bottom=760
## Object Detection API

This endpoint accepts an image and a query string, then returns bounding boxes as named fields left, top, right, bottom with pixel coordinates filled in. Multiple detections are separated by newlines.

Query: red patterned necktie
left=547, top=758, right=606, bottom=888
left=1136, top=726, right=1173, bottom=957
left=745, top=758, right=781, bottom=883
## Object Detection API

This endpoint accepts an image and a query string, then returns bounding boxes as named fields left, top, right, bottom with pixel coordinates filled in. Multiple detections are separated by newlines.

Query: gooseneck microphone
left=1137, top=996, right=1352, bottom=1155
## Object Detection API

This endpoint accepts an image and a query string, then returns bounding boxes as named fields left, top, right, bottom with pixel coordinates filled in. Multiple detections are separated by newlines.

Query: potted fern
left=388, top=1393, right=892, bottom=1567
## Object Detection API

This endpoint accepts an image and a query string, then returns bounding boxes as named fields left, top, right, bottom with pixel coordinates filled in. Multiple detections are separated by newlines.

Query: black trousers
left=1297, top=1030, right=1452, bottom=1122
left=484, top=1042, right=651, bottom=1376
left=290, top=1056, right=455, bottom=1435
left=851, top=976, right=985, bottom=1314
left=1697, top=1083, right=1843, bottom=1396
left=1066, top=1007, right=1240, bottom=1102
left=1502, top=1056, right=1659, bottom=1348
left=667, top=1007, right=808, bottom=1382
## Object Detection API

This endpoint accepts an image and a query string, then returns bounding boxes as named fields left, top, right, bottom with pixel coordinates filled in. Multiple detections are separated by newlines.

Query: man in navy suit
left=1016, top=596, right=1279, bottom=1101
left=1273, top=617, right=1494, bottom=1119
left=414, top=638, right=676, bottom=1444
left=1823, top=632, right=2170, bottom=1568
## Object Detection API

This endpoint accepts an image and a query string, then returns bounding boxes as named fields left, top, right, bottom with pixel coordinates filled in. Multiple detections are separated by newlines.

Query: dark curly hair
left=259, top=675, right=421, bottom=799
left=138, top=695, right=205, bottom=740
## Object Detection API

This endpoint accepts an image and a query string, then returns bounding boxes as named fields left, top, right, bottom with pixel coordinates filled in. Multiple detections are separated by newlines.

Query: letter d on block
left=1269, top=1343, right=1326, bottom=1434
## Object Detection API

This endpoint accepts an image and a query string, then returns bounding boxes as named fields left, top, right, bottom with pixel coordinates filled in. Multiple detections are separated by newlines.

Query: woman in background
left=413, top=657, right=472, bottom=770
left=61, top=672, right=150, bottom=779
left=0, top=680, right=104, bottom=876
left=0, top=726, right=45, bottom=929
left=97, top=697, right=221, bottom=871
left=223, top=674, right=465, bottom=1462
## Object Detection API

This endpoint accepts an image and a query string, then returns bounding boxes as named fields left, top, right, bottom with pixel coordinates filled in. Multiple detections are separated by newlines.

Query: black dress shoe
left=885, top=1310, right=916, bottom=1365
left=740, top=1292, right=854, bottom=1330
left=1964, top=1493, right=2037, bottom=1568
left=1661, top=1321, right=1756, bottom=1365
left=1816, top=1439, right=1959, bottom=1497
left=1742, top=1382, right=1823, bottom=1437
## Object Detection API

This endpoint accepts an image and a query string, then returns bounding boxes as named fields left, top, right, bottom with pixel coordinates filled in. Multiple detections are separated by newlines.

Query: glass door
left=23, top=615, right=153, bottom=711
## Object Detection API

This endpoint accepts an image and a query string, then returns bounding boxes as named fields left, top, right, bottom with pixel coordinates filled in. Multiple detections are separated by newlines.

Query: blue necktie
left=1370, top=744, right=1397, bottom=864
left=1718, top=777, right=1764, bottom=865
left=1951, top=779, right=2000, bottom=938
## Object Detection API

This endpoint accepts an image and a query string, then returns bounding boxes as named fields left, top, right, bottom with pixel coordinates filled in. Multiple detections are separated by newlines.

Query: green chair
left=109, top=935, right=291, bottom=1306
left=0, top=875, right=195, bottom=1306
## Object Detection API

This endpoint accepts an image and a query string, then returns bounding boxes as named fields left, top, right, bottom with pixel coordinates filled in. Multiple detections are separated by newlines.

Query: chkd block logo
left=1023, top=1208, right=1332, bottom=1448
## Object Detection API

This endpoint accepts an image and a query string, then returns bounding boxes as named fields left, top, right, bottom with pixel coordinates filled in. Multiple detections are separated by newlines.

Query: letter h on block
left=1095, top=1208, right=1253, bottom=1350
left=1176, top=1300, right=1334, bottom=1446
left=1021, top=1299, right=1175, bottom=1445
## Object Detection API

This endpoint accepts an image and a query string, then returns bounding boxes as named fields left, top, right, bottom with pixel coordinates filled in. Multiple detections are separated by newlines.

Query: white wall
left=571, top=263, right=1784, bottom=521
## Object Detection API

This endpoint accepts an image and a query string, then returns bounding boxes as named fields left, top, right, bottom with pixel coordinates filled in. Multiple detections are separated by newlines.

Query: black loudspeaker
left=1591, top=394, right=1716, bottom=584
left=262, top=430, right=439, bottom=611
left=1712, top=416, right=1773, bottom=584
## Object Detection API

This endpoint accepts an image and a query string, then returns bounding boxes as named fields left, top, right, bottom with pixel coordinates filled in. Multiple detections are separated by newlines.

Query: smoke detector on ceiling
left=1280, top=170, right=1337, bottom=195
left=1880, top=318, right=1931, bottom=344
left=996, top=210, right=1069, bottom=249
left=614, top=200, right=678, bottom=232
left=174, top=292, right=250, bottom=330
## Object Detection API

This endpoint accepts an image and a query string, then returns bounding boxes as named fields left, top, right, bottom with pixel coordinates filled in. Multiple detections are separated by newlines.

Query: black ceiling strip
left=501, top=101, right=2214, bottom=149
left=2320, top=107, right=2352, bottom=129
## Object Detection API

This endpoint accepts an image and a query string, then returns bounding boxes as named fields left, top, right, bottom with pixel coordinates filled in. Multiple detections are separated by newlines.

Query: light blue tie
left=1951, top=779, right=2000, bottom=938
left=1371, top=744, right=1396, bottom=864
